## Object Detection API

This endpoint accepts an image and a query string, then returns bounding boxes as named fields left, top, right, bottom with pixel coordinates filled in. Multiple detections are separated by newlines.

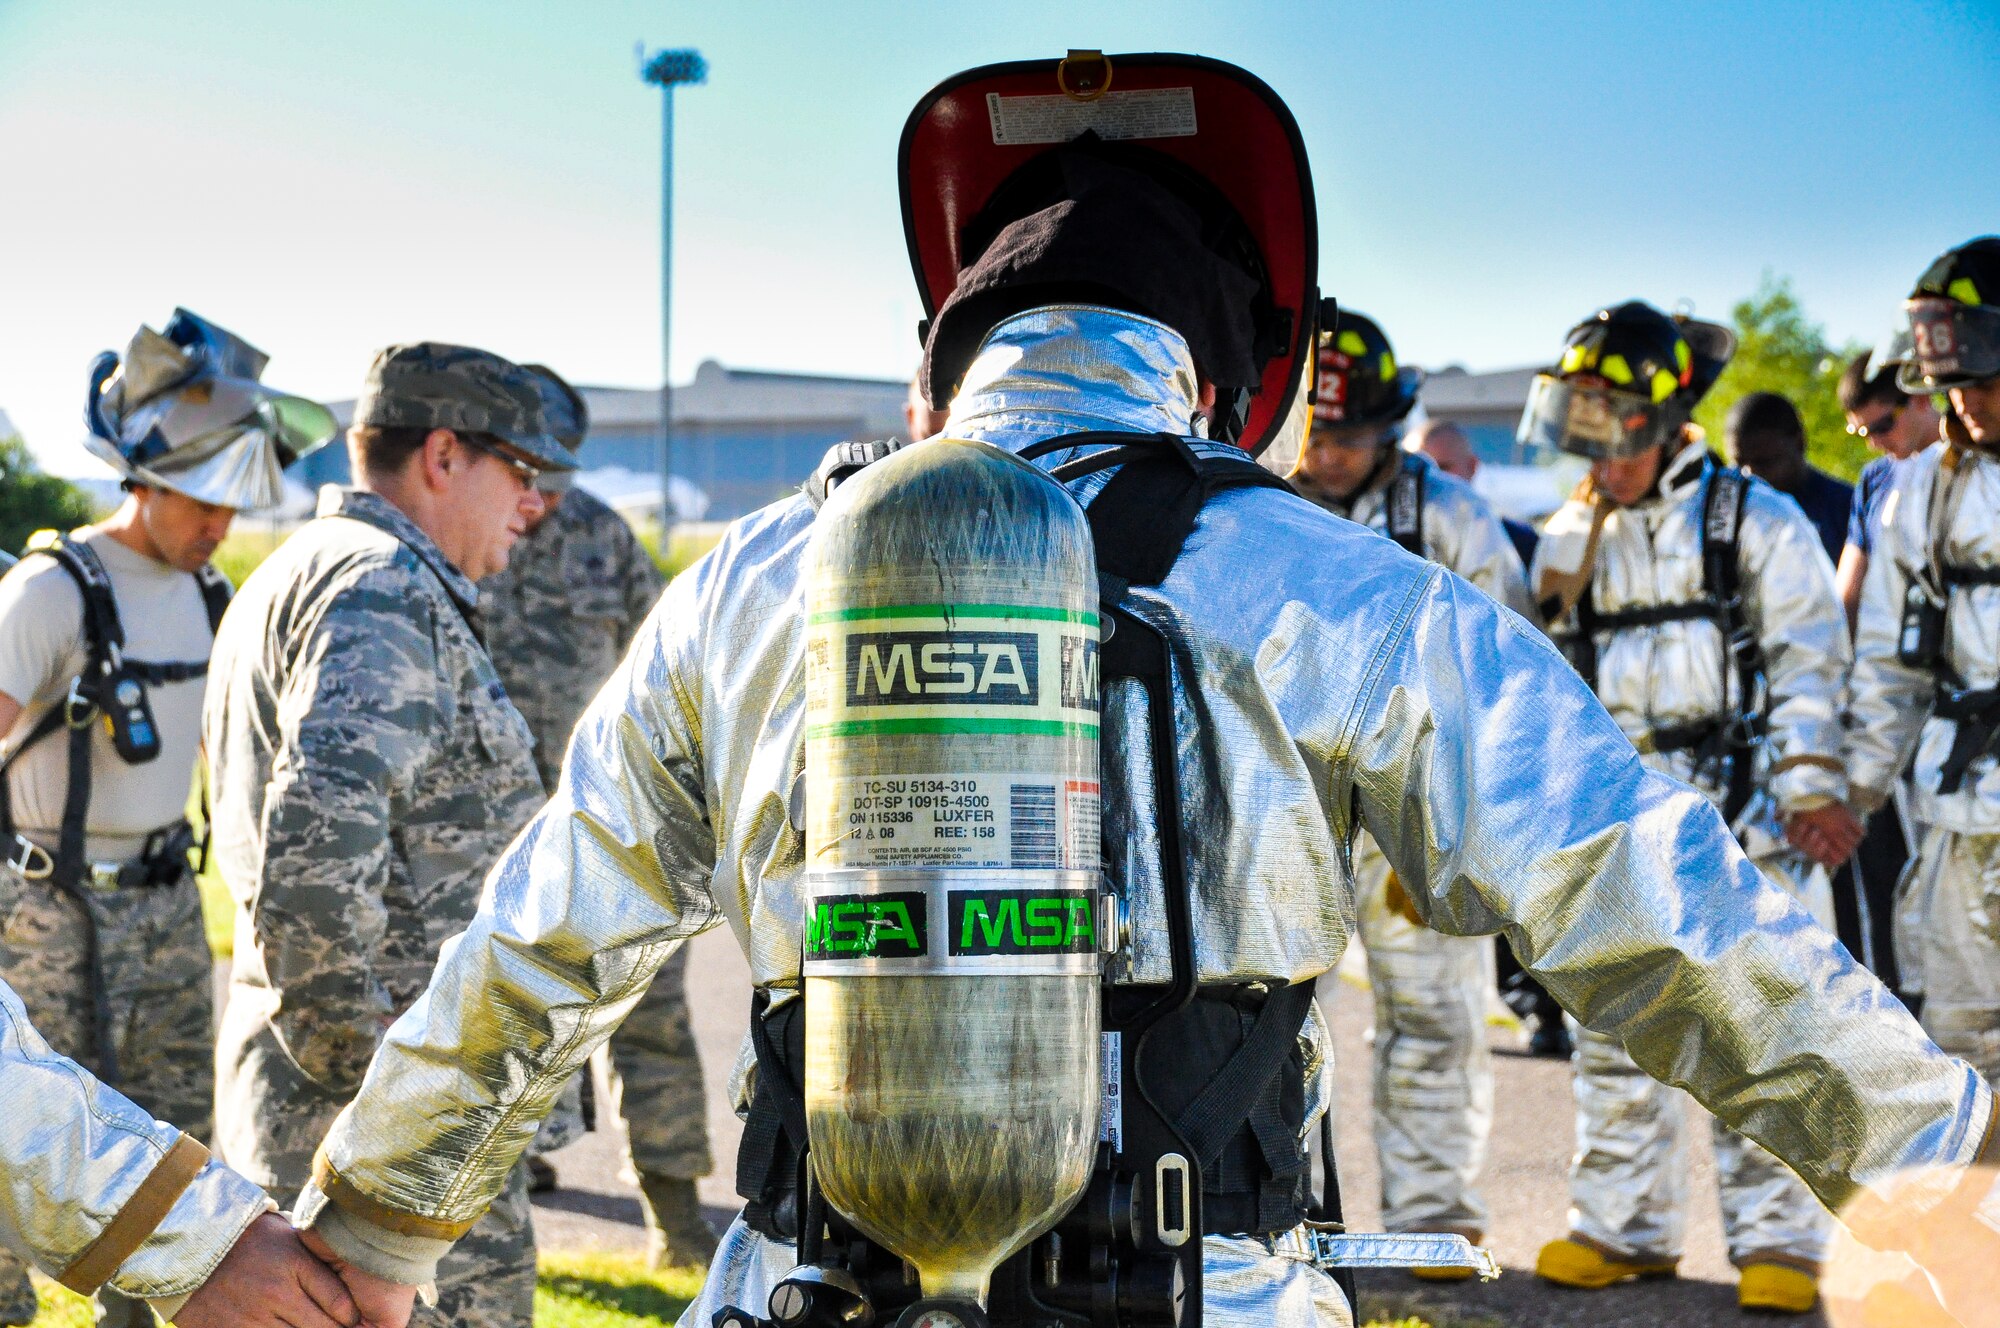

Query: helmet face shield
left=1518, top=374, right=1685, bottom=460
left=1899, top=298, right=2000, bottom=391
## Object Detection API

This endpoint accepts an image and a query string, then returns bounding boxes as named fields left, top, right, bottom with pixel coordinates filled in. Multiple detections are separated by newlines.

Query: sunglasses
left=1845, top=405, right=1902, bottom=439
left=460, top=434, right=544, bottom=487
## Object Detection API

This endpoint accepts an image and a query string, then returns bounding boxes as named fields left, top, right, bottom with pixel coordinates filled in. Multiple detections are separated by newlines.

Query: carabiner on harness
left=62, top=675, right=100, bottom=730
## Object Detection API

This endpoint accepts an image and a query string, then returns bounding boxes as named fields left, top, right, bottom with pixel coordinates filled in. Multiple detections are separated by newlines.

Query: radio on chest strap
left=737, top=432, right=1340, bottom=1328
left=1570, top=466, right=1762, bottom=822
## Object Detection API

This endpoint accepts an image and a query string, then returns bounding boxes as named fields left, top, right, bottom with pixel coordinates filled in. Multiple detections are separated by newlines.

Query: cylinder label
left=807, top=604, right=1099, bottom=740
left=817, top=773, right=1100, bottom=870
left=803, top=871, right=1107, bottom=975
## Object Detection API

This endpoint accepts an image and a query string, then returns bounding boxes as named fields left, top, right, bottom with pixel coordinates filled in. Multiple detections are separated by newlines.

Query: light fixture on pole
left=639, top=45, right=707, bottom=541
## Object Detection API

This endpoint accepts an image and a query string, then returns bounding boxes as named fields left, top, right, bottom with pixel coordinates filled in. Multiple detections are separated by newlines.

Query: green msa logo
left=950, top=889, right=1098, bottom=956
left=806, top=892, right=928, bottom=960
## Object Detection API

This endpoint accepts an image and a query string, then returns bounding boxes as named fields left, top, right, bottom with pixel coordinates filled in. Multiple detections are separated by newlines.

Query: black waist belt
left=8, top=818, right=197, bottom=891
left=1644, top=716, right=1766, bottom=824
left=1934, top=686, right=2000, bottom=794
left=1590, top=599, right=1719, bottom=632
left=1941, top=564, right=2000, bottom=588
left=1646, top=719, right=1726, bottom=754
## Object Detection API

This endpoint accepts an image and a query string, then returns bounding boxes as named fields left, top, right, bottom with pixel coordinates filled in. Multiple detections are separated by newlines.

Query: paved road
left=529, top=934, right=1887, bottom=1326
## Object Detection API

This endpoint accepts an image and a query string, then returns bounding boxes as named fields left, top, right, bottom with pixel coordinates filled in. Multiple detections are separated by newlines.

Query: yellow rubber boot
left=1535, top=1237, right=1678, bottom=1288
left=1737, top=1263, right=1818, bottom=1314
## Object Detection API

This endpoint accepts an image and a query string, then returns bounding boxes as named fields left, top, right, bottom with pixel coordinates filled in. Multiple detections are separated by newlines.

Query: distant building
left=1418, top=363, right=1582, bottom=521
left=1419, top=364, right=1541, bottom=465
left=299, top=359, right=909, bottom=524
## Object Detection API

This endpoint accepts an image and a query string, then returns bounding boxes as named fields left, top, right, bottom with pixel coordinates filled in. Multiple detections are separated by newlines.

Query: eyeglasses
left=1846, top=404, right=1903, bottom=439
left=459, top=434, right=544, bottom=488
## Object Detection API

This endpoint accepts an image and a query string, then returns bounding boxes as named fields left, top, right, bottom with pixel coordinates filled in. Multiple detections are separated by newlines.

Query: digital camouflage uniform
left=480, top=488, right=715, bottom=1184
left=204, top=487, right=547, bottom=1328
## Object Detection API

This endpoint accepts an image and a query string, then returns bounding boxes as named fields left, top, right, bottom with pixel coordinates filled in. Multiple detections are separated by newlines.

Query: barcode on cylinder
left=1009, top=783, right=1059, bottom=866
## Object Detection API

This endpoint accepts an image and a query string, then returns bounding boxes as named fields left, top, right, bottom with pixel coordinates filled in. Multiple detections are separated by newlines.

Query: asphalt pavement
left=529, top=932, right=1887, bottom=1326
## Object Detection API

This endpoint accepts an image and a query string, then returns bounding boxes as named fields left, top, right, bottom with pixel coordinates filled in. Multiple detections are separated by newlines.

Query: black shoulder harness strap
left=1914, top=453, right=2000, bottom=794
left=1384, top=456, right=1425, bottom=557
left=1570, top=466, right=1760, bottom=820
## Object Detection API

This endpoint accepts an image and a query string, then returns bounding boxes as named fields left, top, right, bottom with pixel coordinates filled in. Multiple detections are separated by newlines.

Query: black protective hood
left=901, top=52, right=1318, bottom=454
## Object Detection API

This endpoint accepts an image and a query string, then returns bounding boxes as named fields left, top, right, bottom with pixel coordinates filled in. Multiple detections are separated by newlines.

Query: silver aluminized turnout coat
left=1849, top=441, right=2000, bottom=830
left=1535, top=441, right=1851, bottom=823
left=300, top=308, right=1992, bottom=1327
left=1531, top=440, right=1853, bottom=1268
left=0, top=975, right=270, bottom=1317
left=1848, top=440, right=2000, bottom=1086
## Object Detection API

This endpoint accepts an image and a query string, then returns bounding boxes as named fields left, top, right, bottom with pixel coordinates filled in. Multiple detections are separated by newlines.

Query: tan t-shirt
left=0, top=528, right=215, bottom=856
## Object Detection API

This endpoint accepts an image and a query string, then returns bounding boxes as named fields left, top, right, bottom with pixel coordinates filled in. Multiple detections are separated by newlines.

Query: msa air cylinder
left=802, top=438, right=1104, bottom=1308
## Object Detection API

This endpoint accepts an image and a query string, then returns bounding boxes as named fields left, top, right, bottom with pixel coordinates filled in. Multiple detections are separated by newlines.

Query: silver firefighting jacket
left=300, top=307, right=1991, bottom=1319
left=0, top=976, right=270, bottom=1308
left=1533, top=442, right=1851, bottom=821
left=1298, top=449, right=1535, bottom=621
left=1849, top=442, right=2000, bottom=831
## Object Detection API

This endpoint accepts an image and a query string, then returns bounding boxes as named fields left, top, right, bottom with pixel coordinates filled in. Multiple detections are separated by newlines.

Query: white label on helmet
left=987, top=88, right=1198, bottom=146
left=816, top=772, right=1101, bottom=872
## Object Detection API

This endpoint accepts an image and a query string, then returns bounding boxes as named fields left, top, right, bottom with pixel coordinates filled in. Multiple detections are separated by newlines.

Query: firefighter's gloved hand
left=1383, top=871, right=1426, bottom=927
left=1784, top=802, right=1866, bottom=871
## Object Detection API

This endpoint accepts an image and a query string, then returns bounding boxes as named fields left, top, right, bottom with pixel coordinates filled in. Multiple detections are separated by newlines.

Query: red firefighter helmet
left=900, top=51, right=1319, bottom=456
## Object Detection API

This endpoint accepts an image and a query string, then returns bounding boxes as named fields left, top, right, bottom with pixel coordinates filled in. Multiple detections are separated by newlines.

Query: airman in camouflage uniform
left=479, top=365, right=717, bottom=1268
left=203, top=343, right=574, bottom=1328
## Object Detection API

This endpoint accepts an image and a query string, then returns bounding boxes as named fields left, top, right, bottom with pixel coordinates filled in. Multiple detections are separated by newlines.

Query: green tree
left=1693, top=273, right=1870, bottom=482
left=0, top=433, right=99, bottom=557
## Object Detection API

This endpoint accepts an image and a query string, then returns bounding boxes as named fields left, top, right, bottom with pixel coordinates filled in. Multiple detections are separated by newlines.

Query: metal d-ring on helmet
left=1899, top=236, right=2000, bottom=393
left=1517, top=301, right=1733, bottom=460
left=82, top=309, right=337, bottom=513
left=1310, top=308, right=1419, bottom=444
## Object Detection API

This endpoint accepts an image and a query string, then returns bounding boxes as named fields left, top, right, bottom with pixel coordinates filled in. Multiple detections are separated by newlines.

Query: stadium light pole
left=640, top=46, right=706, bottom=542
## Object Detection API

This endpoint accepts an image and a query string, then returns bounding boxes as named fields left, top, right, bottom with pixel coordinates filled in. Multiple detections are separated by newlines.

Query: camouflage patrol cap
left=522, top=363, right=586, bottom=493
left=352, top=342, right=576, bottom=472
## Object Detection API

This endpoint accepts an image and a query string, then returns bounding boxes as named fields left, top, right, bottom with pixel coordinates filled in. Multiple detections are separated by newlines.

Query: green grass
left=630, top=521, right=720, bottom=581
left=33, top=1257, right=1460, bottom=1326
left=533, top=1251, right=702, bottom=1327
left=31, top=1253, right=703, bottom=1326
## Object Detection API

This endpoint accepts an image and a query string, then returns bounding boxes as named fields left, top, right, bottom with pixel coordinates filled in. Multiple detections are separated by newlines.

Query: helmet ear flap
left=1674, top=317, right=1736, bottom=405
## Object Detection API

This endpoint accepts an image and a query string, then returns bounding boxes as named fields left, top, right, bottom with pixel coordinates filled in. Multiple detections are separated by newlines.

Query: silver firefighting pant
left=1902, top=827, right=2000, bottom=1087
left=1563, top=837, right=1833, bottom=1269
left=1348, top=832, right=1492, bottom=1237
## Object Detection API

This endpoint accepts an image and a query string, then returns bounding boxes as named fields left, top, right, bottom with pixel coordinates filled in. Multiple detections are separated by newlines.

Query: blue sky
left=2, top=0, right=1996, bottom=475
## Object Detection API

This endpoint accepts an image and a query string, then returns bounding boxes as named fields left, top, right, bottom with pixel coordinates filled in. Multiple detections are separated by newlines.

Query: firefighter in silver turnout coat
left=1848, top=236, right=2000, bottom=1093
left=288, top=298, right=1993, bottom=1328
left=1273, top=310, right=1534, bottom=1258
left=1525, top=301, right=1862, bottom=1311
left=289, top=59, right=1995, bottom=1328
